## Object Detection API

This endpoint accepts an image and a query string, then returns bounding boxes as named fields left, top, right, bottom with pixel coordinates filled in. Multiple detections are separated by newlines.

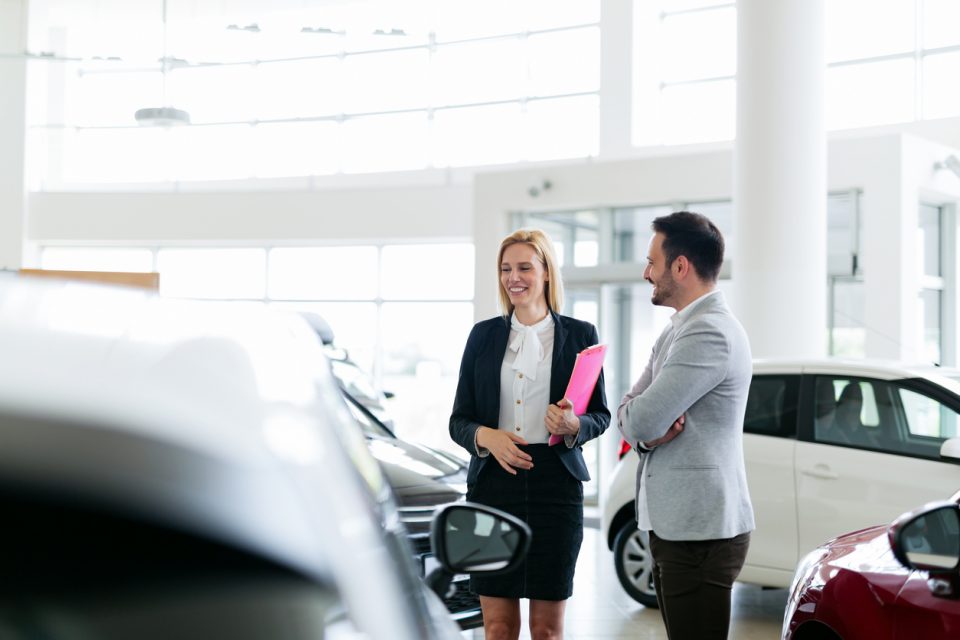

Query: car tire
left=612, top=519, right=659, bottom=608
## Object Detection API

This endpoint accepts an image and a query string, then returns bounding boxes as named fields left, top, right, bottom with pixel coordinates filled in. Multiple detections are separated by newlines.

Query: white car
left=601, top=359, right=960, bottom=607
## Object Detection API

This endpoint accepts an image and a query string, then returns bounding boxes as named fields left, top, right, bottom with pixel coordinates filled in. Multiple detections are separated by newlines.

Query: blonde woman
left=449, top=229, right=610, bottom=640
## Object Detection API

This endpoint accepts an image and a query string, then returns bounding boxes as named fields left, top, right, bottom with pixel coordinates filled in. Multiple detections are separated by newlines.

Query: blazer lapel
left=550, top=309, right=568, bottom=402
left=483, top=316, right=510, bottom=420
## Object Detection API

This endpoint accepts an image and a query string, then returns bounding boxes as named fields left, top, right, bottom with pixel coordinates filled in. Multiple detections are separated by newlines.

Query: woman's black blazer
left=449, top=309, right=611, bottom=485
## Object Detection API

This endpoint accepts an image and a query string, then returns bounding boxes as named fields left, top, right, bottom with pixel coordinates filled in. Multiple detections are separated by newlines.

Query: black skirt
left=465, top=443, right=583, bottom=601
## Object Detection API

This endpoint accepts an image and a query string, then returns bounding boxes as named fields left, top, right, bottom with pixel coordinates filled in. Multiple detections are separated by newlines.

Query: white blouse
left=497, top=313, right=554, bottom=444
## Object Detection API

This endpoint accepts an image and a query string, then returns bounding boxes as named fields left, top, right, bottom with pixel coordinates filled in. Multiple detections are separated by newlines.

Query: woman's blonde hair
left=497, top=229, right=564, bottom=316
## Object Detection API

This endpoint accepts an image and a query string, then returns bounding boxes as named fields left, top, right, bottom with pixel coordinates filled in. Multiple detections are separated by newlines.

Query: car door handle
left=800, top=465, right=839, bottom=480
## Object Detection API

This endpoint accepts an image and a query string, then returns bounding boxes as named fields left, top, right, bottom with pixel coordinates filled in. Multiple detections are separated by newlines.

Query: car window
left=892, top=386, right=957, bottom=459
left=343, top=390, right=395, bottom=439
left=813, top=377, right=886, bottom=448
left=743, top=375, right=800, bottom=436
left=813, top=376, right=955, bottom=460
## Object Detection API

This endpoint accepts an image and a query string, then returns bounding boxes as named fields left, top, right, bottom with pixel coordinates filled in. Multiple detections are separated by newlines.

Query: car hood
left=366, top=436, right=466, bottom=498
left=817, top=524, right=912, bottom=600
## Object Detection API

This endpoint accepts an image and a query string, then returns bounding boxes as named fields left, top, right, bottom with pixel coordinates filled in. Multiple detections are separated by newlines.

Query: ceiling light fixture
left=134, top=0, right=190, bottom=127
left=226, top=23, right=261, bottom=33
left=301, top=26, right=345, bottom=35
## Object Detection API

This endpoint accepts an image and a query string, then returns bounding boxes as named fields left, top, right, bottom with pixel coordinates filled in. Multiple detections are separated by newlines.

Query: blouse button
left=516, top=399, right=521, bottom=405
left=515, top=426, right=521, bottom=431
left=518, top=373, right=523, bottom=379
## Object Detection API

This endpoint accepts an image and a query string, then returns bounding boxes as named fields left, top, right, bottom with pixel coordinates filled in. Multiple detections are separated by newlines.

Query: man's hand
left=545, top=398, right=580, bottom=440
left=477, top=426, right=533, bottom=475
left=643, top=414, right=685, bottom=449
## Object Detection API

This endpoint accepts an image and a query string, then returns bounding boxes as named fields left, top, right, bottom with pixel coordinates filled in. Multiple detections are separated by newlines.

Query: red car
left=782, top=491, right=960, bottom=640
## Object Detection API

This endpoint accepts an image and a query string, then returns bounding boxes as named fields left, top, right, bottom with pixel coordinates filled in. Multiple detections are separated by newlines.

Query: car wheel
left=612, top=520, right=659, bottom=608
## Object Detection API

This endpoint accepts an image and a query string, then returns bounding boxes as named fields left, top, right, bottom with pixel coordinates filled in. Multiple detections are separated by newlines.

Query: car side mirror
left=424, top=502, right=531, bottom=598
left=889, top=502, right=960, bottom=598
left=940, top=437, right=960, bottom=463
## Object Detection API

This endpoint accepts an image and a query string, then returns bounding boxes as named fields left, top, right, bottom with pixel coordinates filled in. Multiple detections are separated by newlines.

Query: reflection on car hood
left=816, top=525, right=911, bottom=597
left=366, top=436, right=465, bottom=495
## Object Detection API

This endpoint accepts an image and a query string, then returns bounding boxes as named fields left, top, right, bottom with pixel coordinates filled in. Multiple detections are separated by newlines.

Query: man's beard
left=650, top=272, right=676, bottom=306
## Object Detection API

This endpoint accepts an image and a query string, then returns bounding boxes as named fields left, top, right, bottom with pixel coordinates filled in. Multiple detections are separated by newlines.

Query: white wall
left=28, top=181, right=473, bottom=246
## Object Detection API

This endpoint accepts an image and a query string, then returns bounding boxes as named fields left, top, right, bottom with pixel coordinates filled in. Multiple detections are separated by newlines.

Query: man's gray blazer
left=618, top=291, right=755, bottom=541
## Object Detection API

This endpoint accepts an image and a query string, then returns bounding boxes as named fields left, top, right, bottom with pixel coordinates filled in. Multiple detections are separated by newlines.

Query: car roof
left=0, top=277, right=385, bottom=581
left=752, top=357, right=960, bottom=395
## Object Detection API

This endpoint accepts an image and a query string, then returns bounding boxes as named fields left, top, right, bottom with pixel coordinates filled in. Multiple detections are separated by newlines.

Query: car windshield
left=342, top=389, right=394, bottom=439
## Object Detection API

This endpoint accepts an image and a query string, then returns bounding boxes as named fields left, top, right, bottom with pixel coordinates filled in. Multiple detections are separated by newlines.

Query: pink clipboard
left=549, top=344, right=607, bottom=446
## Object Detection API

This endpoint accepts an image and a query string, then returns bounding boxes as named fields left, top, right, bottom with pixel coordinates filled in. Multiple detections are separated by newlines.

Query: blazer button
left=516, top=399, right=521, bottom=405
left=518, top=373, right=523, bottom=379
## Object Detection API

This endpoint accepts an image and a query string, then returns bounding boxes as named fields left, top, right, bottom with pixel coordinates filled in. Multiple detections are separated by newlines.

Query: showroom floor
left=461, top=522, right=788, bottom=639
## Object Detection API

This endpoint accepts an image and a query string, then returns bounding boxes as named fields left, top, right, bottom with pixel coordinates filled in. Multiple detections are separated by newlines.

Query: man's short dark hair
left=651, top=211, right=724, bottom=282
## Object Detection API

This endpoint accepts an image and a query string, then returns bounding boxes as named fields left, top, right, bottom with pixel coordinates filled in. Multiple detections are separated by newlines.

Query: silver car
left=0, top=276, right=524, bottom=639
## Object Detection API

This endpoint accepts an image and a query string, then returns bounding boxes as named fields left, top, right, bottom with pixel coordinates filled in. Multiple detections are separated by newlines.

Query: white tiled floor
left=462, top=525, right=788, bottom=639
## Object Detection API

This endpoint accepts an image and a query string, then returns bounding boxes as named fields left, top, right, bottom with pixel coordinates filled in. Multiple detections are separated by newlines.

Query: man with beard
left=617, top=211, right=755, bottom=640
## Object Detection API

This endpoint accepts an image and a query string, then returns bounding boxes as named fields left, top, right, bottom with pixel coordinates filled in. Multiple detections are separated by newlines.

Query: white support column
left=0, top=0, right=28, bottom=271
left=598, top=0, right=633, bottom=158
left=733, top=0, right=827, bottom=358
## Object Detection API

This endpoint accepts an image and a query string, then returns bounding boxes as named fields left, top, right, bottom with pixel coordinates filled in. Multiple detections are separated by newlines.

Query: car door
left=742, top=374, right=801, bottom=572
left=795, top=374, right=960, bottom=558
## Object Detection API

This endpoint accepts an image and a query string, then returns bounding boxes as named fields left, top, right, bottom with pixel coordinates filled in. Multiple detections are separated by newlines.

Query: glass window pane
left=922, top=0, right=960, bottom=49
left=526, top=28, right=600, bottom=96
left=431, top=39, right=525, bottom=106
left=433, top=104, right=523, bottom=167
left=381, top=302, right=474, bottom=375
left=381, top=244, right=474, bottom=300
left=255, top=59, right=343, bottom=121
left=268, top=247, right=378, bottom=300
left=168, top=124, right=253, bottom=181
left=41, top=247, right=154, bottom=272
left=270, top=301, right=378, bottom=373
left=519, top=0, right=599, bottom=30
left=432, top=0, right=524, bottom=41
left=251, top=121, right=341, bottom=178
left=660, top=80, right=735, bottom=144
left=342, top=49, right=430, bottom=113
left=61, top=128, right=172, bottom=184
left=825, top=0, right=915, bottom=62
left=167, top=66, right=256, bottom=124
left=524, top=95, right=599, bottom=161
left=826, top=60, right=915, bottom=130
left=920, top=289, right=941, bottom=364
left=899, top=387, right=956, bottom=439
left=380, top=301, right=474, bottom=450
left=660, top=0, right=734, bottom=11
left=922, top=51, right=960, bottom=120
left=831, top=279, right=866, bottom=357
left=660, top=8, right=736, bottom=82
left=340, top=113, right=429, bottom=173
left=612, top=205, right=673, bottom=264
left=519, top=210, right=599, bottom=267
left=158, top=248, right=266, bottom=299
left=828, top=193, right=859, bottom=276
left=919, top=204, right=941, bottom=278
left=70, top=71, right=163, bottom=127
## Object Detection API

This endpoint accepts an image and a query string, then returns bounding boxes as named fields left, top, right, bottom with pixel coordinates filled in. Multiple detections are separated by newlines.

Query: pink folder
left=549, top=344, right=607, bottom=446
